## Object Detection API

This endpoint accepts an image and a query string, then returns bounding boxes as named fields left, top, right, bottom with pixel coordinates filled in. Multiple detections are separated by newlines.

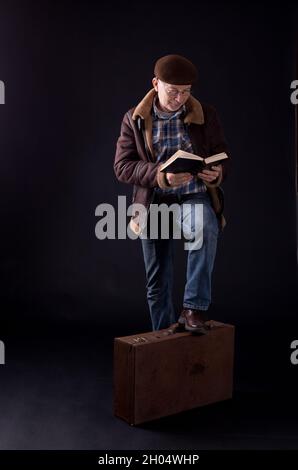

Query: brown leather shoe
left=178, top=308, right=209, bottom=334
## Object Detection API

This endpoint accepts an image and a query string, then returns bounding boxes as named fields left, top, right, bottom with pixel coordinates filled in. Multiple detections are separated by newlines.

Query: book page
left=174, top=149, right=203, bottom=160
left=205, top=152, right=228, bottom=164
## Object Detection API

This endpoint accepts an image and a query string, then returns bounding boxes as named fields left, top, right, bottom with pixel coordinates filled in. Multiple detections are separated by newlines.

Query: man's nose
left=175, top=93, right=184, bottom=103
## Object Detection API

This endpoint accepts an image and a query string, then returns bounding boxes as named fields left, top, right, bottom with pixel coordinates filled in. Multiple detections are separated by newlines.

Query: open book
left=159, top=150, right=229, bottom=174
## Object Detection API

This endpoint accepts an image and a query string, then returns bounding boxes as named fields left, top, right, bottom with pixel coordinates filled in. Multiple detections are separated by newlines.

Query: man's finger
left=198, top=172, right=216, bottom=178
left=198, top=174, right=217, bottom=182
left=202, top=169, right=218, bottom=176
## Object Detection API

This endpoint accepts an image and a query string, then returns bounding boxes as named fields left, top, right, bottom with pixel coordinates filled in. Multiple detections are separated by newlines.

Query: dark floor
left=0, top=312, right=298, bottom=450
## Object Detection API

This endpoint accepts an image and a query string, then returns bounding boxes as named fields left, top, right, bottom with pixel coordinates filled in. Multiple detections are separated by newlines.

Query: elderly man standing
left=114, top=54, right=229, bottom=333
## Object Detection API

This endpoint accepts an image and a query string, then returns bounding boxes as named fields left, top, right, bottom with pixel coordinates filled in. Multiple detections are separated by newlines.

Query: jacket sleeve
left=204, top=106, right=231, bottom=187
left=114, top=112, right=161, bottom=188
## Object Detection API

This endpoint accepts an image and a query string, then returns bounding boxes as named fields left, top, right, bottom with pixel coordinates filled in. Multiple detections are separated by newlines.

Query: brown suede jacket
left=114, top=88, right=230, bottom=235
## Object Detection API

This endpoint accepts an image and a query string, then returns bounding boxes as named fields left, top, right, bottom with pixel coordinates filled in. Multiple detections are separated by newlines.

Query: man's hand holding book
left=165, top=164, right=222, bottom=187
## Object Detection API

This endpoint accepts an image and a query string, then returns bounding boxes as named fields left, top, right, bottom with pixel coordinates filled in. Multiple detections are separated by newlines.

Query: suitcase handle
left=127, top=322, right=218, bottom=344
left=159, top=322, right=185, bottom=336
left=128, top=323, right=183, bottom=344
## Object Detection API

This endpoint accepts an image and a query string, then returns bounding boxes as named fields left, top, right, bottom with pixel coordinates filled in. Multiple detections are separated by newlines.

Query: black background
left=0, top=0, right=297, bottom=450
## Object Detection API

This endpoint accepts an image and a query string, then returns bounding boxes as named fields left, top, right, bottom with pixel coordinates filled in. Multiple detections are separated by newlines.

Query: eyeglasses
left=164, top=85, right=192, bottom=98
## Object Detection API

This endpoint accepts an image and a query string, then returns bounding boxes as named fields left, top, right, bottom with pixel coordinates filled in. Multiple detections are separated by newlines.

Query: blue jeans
left=140, top=191, right=219, bottom=330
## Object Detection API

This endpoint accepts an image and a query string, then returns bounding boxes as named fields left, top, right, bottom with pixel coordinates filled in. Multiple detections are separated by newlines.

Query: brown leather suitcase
left=113, top=321, right=235, bottom=425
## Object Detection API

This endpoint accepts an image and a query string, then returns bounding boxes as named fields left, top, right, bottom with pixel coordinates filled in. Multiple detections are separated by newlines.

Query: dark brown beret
left=154, top=54, right=198, bottom=85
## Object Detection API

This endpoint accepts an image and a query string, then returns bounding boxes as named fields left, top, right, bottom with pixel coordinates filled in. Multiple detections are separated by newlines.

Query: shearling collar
left=132, top=88, right=204, bottom=125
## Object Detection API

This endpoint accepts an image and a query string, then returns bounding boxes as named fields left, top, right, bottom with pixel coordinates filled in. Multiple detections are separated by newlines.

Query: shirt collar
left=152, top=95, right=185, bottom=120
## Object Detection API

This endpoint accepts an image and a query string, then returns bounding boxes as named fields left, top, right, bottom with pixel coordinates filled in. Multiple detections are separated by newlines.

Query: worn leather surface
left=113, top=321, right=235, bottom=425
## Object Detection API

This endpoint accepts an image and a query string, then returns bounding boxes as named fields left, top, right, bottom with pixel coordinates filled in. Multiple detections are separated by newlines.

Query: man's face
left=152, top=77, right=191, bottom=113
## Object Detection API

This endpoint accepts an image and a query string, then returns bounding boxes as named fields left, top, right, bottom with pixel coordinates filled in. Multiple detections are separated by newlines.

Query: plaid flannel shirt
left=152, top=96, right=206, bottom=195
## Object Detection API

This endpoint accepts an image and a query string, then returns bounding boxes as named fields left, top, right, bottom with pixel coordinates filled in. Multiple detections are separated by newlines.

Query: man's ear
left=152, top=77, right=158, bottom=91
